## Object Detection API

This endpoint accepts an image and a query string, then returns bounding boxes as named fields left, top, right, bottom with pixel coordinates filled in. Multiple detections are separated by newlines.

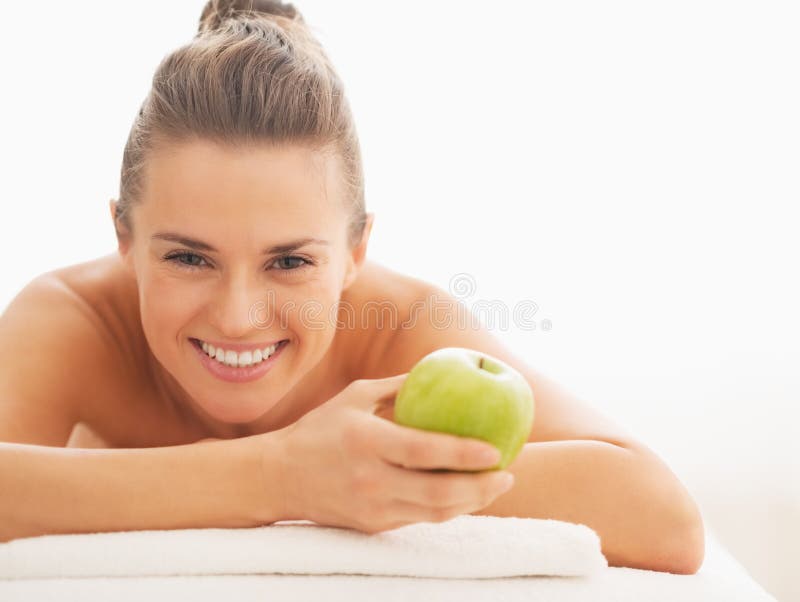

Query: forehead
left=139, top=139, right=341, bottom=227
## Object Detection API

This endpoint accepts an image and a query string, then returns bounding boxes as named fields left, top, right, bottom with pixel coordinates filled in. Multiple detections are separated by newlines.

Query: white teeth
left=224, top=350, right=237, bottom=367
left=237, top=351, right=253, bottom=368
left=198, top=340, right=281, bottom=368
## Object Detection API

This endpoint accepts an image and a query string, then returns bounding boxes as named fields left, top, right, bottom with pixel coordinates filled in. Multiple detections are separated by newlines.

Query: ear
left=109, top=199, right=134, bottom=271
left=342, top=212, right=374, bottom=291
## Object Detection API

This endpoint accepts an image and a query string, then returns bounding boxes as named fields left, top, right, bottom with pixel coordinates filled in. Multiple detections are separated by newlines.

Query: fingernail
left=481, top=447, right=501, bottom=463
left=500, top=473, right=515, bottom=489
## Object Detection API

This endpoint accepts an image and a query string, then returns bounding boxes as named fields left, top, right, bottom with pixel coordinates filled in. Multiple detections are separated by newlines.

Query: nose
left=207, top=270, right=274, bottom=338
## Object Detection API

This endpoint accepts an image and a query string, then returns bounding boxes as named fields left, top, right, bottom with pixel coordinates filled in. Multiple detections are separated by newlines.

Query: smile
left=190, top=338, right=289, bottom=383
left=195, top=338, right=284, bottom=367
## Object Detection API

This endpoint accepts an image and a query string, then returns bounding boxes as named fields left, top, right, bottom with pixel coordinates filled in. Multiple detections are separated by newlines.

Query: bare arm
left=0, top=276, right=289, bottom=542
left=471, top=440, right=705, bottom=575
left=0, top=436, right=283, bottom=543
left=376, top=283, right=705, bottom=574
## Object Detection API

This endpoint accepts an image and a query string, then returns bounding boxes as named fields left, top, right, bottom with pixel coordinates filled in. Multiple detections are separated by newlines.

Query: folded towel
left=0, top=515, right=608, bottom=580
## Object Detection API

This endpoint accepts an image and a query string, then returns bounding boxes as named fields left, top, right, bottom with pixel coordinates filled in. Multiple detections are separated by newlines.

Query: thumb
left=345, top=372, right=409, bottom=414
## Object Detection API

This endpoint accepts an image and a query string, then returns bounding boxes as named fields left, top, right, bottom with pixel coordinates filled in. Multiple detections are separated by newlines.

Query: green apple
left=394, top=347, right=534, bottom=471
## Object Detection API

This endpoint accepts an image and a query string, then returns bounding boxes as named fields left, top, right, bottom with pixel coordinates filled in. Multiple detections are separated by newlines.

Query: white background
left=1, top=2, right=797, bottom=599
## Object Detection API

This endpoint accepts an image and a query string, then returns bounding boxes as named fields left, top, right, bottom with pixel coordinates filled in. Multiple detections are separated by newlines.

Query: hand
left=274, top=374, right=515, bottom=534
left=66, top=422, right=111, bottom=448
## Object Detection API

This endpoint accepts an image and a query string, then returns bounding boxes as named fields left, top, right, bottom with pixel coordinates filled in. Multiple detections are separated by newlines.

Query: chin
left=193, top=391, right=281, bottom=425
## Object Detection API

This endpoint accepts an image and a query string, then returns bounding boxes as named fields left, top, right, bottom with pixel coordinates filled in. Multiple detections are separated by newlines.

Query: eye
left=272, top=255, right=313, bottom=271
left=163, top=251, right=209, bottom=271
left=162, top=251, right=313, bottom=273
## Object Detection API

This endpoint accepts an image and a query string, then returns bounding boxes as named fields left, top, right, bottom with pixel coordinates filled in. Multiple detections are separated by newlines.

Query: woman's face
left=114, top=140, right=370, bottom=426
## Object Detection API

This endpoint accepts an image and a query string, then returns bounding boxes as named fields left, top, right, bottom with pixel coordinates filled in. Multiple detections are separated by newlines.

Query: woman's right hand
left=273, top=373, right=516, bottom=534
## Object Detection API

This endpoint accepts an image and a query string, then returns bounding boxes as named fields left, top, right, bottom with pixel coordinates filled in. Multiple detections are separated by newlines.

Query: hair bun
left=199, top=0, right=301, bottom=33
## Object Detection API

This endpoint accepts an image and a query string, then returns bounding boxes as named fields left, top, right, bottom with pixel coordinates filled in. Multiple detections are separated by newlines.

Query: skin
left=61, top=140, right=405, bottom=446
left=1, top=138, right=705, bottom=573
left=112, top=140, right=371, bottom=440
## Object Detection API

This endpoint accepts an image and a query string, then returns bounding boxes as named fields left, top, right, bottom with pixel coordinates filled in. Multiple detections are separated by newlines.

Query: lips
left=190, top=337, right=288, bottom=383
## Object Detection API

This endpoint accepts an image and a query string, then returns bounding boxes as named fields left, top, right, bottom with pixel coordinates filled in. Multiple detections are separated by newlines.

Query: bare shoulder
left=346, top=262, right=456, bottom=364
left=353, top=264, right=643, bottom=450
left=343, top=259, right=432, bottom=309
left=14, top=254, right=192, bottom=447
left=0, top=263, right=129, bottom=445
left=337, top=259, right=434, bottom=380
left=50, top=254, right=200, bottom=447
left=46, top=253, right=146, bottom=382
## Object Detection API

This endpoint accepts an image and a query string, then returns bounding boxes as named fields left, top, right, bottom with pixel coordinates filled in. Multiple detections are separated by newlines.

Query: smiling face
left=113, top=139, right=371, bottom=426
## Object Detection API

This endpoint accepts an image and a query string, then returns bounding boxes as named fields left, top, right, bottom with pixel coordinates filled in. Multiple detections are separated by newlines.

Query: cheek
left=138, top=273, right=207, bottom=333
left=280, top=279, right=343, bottom=334
left=137, top=266, right=344, bottom=338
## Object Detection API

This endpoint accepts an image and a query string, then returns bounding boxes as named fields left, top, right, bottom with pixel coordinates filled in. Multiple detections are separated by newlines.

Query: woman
left=0, top=0, right=703, bottom=573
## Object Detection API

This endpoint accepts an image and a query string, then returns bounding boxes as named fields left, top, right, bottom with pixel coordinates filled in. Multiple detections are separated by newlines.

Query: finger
left=373, top=401, right=394, bottom=422
left=366, top=498, right=477, bottom=532
left=66, top=423, right=111, bottom=449
left=364, top=414, right=502, bottom=471
left=382, top=461, right=514, bottom=508
left=345, top=373, right=409, bottom=413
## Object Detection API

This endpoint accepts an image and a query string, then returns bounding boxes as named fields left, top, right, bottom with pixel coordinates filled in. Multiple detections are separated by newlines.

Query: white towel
left=0, top=515, right=607, bottom=580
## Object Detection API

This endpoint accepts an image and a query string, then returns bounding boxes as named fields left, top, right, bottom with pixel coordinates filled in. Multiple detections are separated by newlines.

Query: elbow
left=653, top=500, right=706, bottom=575
left=622, top=442, right=706, bottom=574
left=677, top=509, right=706, bottom=575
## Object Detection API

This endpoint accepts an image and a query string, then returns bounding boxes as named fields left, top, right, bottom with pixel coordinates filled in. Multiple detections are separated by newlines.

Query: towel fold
left=0, top=515, right=608, bottom=580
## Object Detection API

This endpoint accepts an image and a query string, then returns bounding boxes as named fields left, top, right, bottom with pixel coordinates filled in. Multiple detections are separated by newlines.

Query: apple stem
left=479, top=357, right=484, bottom=369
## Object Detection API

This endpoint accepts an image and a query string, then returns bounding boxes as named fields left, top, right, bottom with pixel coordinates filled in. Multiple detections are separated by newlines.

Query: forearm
left=473, top=440, right=705, bottom=574
left=0, top=437, right=279, bottom=542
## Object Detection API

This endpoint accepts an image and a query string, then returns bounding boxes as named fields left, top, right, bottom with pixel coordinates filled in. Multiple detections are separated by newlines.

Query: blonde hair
left=114, top=0, right=366, bottom=247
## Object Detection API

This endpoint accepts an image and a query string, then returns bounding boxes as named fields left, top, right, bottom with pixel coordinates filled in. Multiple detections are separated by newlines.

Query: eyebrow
left=151, top=232, right=330, bottom=254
